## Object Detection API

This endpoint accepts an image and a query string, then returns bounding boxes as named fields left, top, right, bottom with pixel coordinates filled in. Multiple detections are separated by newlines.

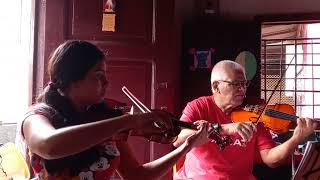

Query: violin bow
left=122, top=86, right=230, bottom=150
left=122, top=86, right=151, bottom=113
left=255, top=55, right=296, bottom=125
left=121, top=86, right=197, bottom=130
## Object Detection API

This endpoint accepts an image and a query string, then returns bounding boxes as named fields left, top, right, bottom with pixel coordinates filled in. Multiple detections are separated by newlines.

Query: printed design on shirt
left=30, top=142, right=120, bottom=179
left=211, top=137, right=247, bottom=147
left=230, top=138, right=247, bottom=147
left=89, top=157, right=110, bottom=171
left=104, top=144, right=120, bottom=156
left=79, top=171, right=94, bottom=180
left=31, top=154, right=44, bottom=173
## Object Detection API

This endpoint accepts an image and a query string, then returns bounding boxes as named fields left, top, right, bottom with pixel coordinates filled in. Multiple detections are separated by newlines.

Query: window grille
left=261, top=37, right=320, bottom=119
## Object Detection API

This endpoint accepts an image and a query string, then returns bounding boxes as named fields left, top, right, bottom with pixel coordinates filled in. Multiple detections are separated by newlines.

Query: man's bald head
left=211, top=60, right=245, bottom=84
left=209, top=60, right=247, bottom=112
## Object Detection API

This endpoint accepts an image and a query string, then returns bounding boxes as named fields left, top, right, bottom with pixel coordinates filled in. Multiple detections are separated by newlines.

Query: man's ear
left=211, top=82, right=220, bottom=93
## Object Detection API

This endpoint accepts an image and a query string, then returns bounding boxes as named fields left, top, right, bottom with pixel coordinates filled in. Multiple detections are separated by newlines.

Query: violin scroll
left=169, top=113, right=232, bottom=149
left=209, top=132, right=231, bottom=150
left=208, top=123, right=232, bottom=150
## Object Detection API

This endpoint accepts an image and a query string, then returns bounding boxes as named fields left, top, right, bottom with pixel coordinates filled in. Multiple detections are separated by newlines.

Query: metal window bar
left=312, top=39, right=315, bottom=118
left=294, top=39, right=297, bottom=115
left=261, top=37, right=320, bottom=119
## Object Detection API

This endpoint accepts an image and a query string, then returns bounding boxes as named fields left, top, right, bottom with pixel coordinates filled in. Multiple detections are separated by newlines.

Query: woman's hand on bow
left=184, top=120, right=211, bottom=148
left=132, top=110, right=174, bottom=135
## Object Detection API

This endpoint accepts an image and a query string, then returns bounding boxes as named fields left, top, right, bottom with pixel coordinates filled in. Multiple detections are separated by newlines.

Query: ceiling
left=260, top=24, right=305, bottom=65
left=261, top=24, right=300, bottom=40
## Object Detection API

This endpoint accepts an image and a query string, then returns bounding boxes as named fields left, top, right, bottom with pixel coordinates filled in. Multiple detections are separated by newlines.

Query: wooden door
left=34, top=0, right=179, bottom=179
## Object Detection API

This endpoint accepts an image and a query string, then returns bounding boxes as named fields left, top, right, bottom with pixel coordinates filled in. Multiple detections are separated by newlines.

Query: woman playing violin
left=18, top=40, right=209, bottom=180
left=173, top=60, right=318, bottom=180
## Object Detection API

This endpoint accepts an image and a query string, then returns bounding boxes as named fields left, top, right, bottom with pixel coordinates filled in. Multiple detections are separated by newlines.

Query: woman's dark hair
left=32, top=40, right=108, bottom=175
left=37, top=40, right=105, bottom=105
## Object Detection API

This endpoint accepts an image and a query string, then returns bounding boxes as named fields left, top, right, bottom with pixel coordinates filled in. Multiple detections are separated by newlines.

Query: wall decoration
left=188, top=48, right=216, bottom=71
left=235, top=51, right=257, bottom=80
left=102, top=0, right=116, bottom=32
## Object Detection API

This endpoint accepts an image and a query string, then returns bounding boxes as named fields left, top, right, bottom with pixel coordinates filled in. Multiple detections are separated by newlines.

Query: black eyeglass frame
left=217, top=80, right=250, bottom=88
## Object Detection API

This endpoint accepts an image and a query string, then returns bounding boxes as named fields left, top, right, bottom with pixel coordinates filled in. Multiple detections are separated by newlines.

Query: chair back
left=0, top=142, right=30, bottom=180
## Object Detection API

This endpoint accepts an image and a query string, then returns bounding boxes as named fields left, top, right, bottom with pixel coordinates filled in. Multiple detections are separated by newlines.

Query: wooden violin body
left=231, top=104, right=296, bottom=134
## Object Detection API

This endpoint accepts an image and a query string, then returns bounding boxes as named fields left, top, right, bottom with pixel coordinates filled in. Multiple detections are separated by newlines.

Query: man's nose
left=237, top=85, right=247, bottom=92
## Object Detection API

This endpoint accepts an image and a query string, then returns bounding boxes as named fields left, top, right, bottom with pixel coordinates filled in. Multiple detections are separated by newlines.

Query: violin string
left=265, top=109, right=298, bottom=121
left=267, top=109, right=320, bottom=122
left=255, top=55, right=296, bottom=125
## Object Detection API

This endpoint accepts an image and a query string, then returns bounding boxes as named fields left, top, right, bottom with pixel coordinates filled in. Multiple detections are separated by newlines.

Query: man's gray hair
left=210, top=60, right=245, bottom=92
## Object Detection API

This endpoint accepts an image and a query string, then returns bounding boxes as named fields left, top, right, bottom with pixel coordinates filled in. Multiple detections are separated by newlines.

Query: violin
left=121, top=86, right=230, bottom=147
left=121, top=86, right=197, bottom=144
left=230, top=56, right=320, bottom=135
left=231, top=103, right=320, bottom=134
left=85, top=98, right=199, bottom=145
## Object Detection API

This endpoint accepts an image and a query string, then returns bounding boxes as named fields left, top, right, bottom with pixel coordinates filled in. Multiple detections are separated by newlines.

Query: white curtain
left=0, top=0, right=34, bottom=124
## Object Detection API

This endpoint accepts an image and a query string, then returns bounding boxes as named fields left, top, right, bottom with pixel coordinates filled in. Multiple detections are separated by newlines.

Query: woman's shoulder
left=26, top=103, right=56, bottom=119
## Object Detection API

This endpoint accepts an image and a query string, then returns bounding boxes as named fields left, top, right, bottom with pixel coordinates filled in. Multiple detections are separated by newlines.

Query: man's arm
left=117, top=121, right=210, bottom=180
left=174, top=121, right=258, bottom=147
left=260, top=118, right=317, bottom=168
left=260, top=138, right=299, bottom=168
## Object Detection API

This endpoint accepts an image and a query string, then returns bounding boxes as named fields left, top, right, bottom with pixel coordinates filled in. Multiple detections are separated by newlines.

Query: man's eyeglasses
left=217, top=80, right=250, bottom=88
left=0, top=155, right=7, bottom=177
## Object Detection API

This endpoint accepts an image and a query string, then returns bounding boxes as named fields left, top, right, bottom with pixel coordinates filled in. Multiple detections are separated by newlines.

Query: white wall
left=0, top=126, right=16, bottom=144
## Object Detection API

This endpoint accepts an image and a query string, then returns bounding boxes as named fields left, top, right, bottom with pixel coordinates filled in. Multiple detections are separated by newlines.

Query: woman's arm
left=173, top=128, right=195, bottom=147
left=174, top=121, right=256, bottom=148
left=117, top=121, right=209, bottom=180
left=23, top=111, right=172, bottom=160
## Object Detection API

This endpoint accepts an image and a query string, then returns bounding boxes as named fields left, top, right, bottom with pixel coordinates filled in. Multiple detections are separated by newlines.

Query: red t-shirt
left=174, top=96, right=275, bottom=180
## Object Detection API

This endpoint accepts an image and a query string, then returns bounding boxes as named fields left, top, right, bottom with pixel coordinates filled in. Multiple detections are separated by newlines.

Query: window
left=0, top=1, right=34, bottom=124
left=261, top=23, right=320, bottom=119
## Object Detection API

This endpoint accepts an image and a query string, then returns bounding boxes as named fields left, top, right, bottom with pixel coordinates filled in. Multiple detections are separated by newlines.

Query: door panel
left=106, top=59, right=153, bottom=107
left=106, top=59, right=154, bottom=164
left=68, top=0, right=152, bottom=43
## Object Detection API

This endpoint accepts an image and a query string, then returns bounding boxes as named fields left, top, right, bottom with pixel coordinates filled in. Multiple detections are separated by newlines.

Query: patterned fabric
left=30, top=142, right=120, bottom=180
left=17, top=102, right=124, bottom=180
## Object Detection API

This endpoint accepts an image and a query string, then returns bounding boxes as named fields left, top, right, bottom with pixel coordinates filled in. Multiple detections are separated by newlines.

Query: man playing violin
left=173, top=60, right=318, bottom=180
